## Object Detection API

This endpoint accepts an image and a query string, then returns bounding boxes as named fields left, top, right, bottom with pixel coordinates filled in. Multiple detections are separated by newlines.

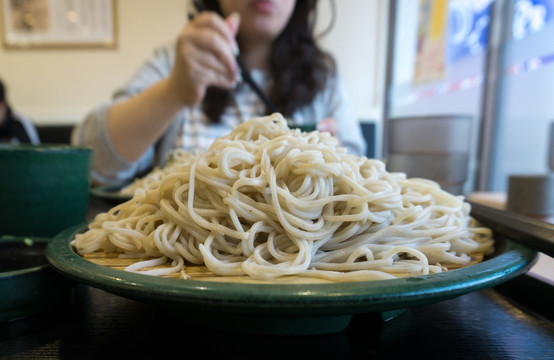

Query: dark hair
left=0, top=77, right=34, bottom=144
left=200, top=0, right=336, bottom=123
left=0, top=78, right=5, bottom=102
left=0, top=78, right=13, bottom=120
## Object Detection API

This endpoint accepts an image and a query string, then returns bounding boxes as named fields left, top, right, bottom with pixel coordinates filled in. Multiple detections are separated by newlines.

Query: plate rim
left=89, top=183, right=132, bottom=202
left=46, top=223, right=538, bottom=315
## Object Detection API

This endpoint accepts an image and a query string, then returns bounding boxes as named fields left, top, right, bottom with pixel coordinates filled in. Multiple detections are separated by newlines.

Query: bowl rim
left=0, top=143, right=92, bottom=153
left=0, top=236, right=52, bottom=277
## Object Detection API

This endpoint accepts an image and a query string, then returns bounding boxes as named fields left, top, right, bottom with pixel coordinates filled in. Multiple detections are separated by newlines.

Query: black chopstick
left=190, top=1, right=279, bottom=115
left=469, top=201, right=554, bottom=257
left=234, top=56, right=278, bottom=114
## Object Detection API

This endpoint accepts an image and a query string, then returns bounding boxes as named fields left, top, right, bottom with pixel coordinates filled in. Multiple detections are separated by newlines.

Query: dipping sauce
left=0, top=239, right=48, bottom=272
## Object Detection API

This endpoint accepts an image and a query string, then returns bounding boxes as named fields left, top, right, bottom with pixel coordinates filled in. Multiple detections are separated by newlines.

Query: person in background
left=72, top=0, right=366, bottom=185
left=0, top=77, right=40, bottom=145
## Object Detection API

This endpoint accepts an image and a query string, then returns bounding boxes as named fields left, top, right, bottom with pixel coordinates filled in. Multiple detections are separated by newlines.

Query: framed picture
left=1, top=0, right=117, bottom=48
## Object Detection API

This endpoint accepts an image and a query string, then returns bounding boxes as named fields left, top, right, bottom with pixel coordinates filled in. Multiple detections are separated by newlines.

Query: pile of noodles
left=72, top=113, right=494, bottom=282
left=119, top=149, right=197, bottom=195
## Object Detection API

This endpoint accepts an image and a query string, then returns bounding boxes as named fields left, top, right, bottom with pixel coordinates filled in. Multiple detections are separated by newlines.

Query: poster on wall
left=512, top=0, right=554, bottom=39
left=1, top=0, right=116, bottom=48
left=413, top=0, right=449, bottom=85
left=447, top=0, right=492, bottom=63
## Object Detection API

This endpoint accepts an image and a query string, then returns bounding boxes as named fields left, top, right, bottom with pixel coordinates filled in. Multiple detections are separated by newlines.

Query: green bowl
left=0, top=236, right=74, bottom=322
left=0, top=144, right=92, bottom=238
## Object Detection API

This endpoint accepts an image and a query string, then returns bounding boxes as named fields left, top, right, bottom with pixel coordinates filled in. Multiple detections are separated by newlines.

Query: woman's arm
left=108, top=12, right=241, bottom=162
left=107, top=78, right=182, bottom=161
left=73, top=11, right=241, bottom=185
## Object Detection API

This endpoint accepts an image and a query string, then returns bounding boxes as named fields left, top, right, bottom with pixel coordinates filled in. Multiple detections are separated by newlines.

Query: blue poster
left=447, top=0, right=493, bottom=63
left=512, top=0, right=554, bottom=39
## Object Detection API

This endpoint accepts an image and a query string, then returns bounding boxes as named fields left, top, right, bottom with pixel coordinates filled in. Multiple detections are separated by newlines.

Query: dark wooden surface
left=2, top=196, right=553, bottom=359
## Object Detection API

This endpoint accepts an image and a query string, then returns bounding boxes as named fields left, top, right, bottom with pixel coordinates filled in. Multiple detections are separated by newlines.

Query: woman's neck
left=239, top=39, right=272, bottom=71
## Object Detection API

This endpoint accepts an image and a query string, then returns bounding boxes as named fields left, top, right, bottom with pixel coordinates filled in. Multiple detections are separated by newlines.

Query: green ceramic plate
left=90, top=183, right=132, bottom=204
left=0, top=236, right=75, bottom=322
left=46, top=224, right=538, bottom=335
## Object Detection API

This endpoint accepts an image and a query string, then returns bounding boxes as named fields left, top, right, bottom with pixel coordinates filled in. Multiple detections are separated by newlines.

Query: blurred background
left=385, top=0, right=554, bottom=197
left=0, top=0, right=553, bottom=197
left=0, top=0, right=552, bottom=317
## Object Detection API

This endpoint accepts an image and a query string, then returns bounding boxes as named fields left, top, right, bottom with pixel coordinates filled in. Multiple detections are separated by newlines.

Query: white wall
left=316, top=0, right=388, bottom=125
left=0, top=0, right=387, bottom=129
left=0, top=0, right=186, bottom=124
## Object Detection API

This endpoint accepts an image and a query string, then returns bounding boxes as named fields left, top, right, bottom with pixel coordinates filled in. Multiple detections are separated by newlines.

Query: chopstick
left=234, top=56, right=278, bottom=114
left=190, top=1, right=279, bottom=115
left=469, top=201, right=554, bottom=257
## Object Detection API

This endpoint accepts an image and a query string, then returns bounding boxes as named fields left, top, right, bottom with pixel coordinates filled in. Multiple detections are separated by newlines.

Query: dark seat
left=360, top=121, right=376, bottom=158
left=36, top=125, right=74, bottom=145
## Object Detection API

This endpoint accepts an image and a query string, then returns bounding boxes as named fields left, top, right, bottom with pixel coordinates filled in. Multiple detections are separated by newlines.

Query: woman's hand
left=318, top=117, right=341, bottom=145
left=168, top=11, right=241, bottom=107
left=106, top=12, right=240, bottom=162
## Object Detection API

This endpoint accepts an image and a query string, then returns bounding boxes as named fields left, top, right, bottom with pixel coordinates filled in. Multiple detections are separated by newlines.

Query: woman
left=72, top=0, right=366, bottom=185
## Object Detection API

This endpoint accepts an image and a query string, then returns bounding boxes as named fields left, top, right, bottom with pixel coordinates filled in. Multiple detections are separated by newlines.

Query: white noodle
left=72, top=113, right=494, bottom=282
left=119, top=149, right=197, bottom=195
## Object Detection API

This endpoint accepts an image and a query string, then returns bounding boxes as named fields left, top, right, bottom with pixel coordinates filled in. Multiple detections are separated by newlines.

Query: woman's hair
left=0, top=78, right=6, bottom=103
left=200, top=0, right=336, bottom=123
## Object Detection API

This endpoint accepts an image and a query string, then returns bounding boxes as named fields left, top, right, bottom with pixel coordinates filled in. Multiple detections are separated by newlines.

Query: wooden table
left=2, top=196, right=553, bottom=359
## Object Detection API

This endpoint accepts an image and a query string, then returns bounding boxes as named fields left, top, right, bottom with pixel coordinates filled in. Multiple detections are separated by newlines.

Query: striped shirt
left=175, top=78, right=267, bottom=152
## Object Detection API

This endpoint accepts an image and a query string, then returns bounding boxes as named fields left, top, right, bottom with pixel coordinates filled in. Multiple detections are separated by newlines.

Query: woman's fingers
left=194, top=11, right=239, bottom=50
left=170, top=11, right=241, bottom=105
left=186, top=46, right=236, bottom=88
left=191, top=12, right=238, bottom=73
left=225, top=12, right=241, bottom=38
left=189, top=28, right=237, bottom=77
left=182, top=12, right=239, bottom=80
left=318, top=117, right=342, bottom=144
